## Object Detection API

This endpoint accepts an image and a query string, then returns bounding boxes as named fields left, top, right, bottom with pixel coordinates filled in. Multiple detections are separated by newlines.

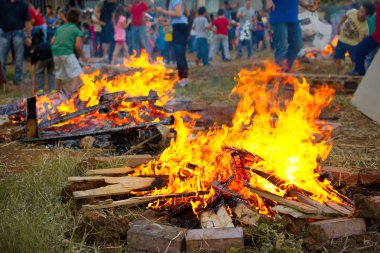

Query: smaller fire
left=32, top=51, right=177, bottom=137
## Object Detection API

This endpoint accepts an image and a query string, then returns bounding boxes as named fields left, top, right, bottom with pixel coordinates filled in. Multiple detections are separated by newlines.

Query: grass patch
left=0, top=149, right=84, bottom=253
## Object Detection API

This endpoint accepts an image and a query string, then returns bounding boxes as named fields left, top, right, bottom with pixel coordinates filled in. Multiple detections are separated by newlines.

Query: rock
left=79, top=136, right=96, bottom=149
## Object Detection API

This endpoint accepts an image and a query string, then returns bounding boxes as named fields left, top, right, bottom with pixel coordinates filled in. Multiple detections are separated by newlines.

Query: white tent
left=352, top=51, right=380, bottom=124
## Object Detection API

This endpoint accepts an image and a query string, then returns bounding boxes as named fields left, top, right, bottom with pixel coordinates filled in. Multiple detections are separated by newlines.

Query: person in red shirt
left=209, top=8, right=231, bottom=61
left=29, top=4, right=47, bottom=41
left=130, top=0, right=151, bottom=56
left=354, top=3, right=380, bottom=75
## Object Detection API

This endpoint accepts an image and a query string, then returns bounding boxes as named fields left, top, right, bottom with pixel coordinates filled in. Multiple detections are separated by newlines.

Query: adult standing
left=130, top=0, right=150, bottom=56
left=0, top=0, right=32, bottom=86
left=237, top=0, right=255, bottom=59
left=95, top=0, right=117, bottom=62
left=156, top=0, right=189, bottom=86
left=266, top=0, right=313, bottom=72
left=29, top=3, right=47, bottom=41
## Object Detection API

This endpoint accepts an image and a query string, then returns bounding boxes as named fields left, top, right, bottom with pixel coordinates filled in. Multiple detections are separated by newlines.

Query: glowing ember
left=133, top=64, right=346, bottom=215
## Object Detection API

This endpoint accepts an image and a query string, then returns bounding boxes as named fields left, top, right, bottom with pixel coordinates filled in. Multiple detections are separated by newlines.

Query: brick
left=320, top=166, right=380, bottom=186
left=308, top=218, right=366, bottom=239
left=127, top=219, right=187, bottom=253
left=357, top=169, right=380, bottom=185
left=354, top=195, right=380, bottom=220
left=320, top=166, right=359, bottom=186
left=186, top=102, right=209, bottom=111
left=186, top=227, right=244, bottom=252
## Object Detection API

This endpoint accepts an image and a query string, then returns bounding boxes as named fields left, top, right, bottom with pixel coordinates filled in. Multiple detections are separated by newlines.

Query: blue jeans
left=355, top=36, right=379, bottom=75
left=172, top=23, right=188, bottom=79
left=32, top=23, right=47, bottom=42
left=0, top=29, right=25, bottom=83
left=238, top=27, right=253, bottom=58
left=131, top=26, right=151, bottom=56
left=164, top=41, right=175, bottom=63
left=126, top=29, right=133, bottom=55
left=333, top=40, right=356, bottom=62
left=196, top=38, right=209, bottom=65
left=188, top=35, right=196, bottom=53
left=272, top=22, right=302, bottom=72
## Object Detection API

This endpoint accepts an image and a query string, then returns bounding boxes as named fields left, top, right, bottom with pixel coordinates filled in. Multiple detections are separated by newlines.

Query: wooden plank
left=245, top=184, right=319, bottom=214
left=73, top=177, right=156, bottom=199
left=82, top=196, right=159, bottom=210
left=325, top=201, right=352, bottom=216
left=272, top=205, right=331, bottom=220
left=216, top=206, right=234, bottom=228
left=352, top=51, right=380, bottom=123
left=86, top=166, right=134, bottom=176
left=288, top=190, right=340, bottom=216
left=82, top=192, right=209, bottom=210
left=233, top=203, right=262, bottom=226
left=200, top=210, right=223, bottom=228
left=68, top=175, right=154, bottom=185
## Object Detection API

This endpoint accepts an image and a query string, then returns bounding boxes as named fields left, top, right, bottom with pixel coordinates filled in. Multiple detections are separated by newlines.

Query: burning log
left=38, top=91, right=159, bottom=129
left=24, top=116, right=173, bottom=142
left=244, top=183, right=320, bottom=214
left=212, top=181, right=244, bottom=199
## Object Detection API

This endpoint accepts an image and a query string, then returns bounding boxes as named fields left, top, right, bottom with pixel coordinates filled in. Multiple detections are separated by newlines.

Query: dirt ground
left=0, top=54, right=379, bottom=252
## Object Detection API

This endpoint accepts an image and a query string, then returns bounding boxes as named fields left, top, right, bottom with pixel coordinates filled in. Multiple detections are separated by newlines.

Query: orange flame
left=134, top=63, right=345, bottom=215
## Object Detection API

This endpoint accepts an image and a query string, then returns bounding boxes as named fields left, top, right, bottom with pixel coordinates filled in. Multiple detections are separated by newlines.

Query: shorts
left=334, top=40, right=356, bottom=62
left=53, top=54, right=83, bottom=80
left=115, top=40, right=125, bottom=46
left=101, top=22, right=115, bottom=44
left=256, top=33, right=264, bottom=42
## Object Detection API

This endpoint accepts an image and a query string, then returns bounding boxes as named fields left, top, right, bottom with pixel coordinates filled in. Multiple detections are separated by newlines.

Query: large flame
left=134, top=64, right=344, bottom=215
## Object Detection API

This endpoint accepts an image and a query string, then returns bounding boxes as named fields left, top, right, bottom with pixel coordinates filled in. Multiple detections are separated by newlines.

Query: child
left=209, top=8, right=230, bottom=61
left=353, top=3, right=380, bottom=75
left=334, top=3, right=376, bottom=73
left=155, top=16, right=166, bottom=57
left=164, top=19, right=175, bottom=64
left=111, top=5, right=130, bottom=64
left=30, top=30, right=55, bottom=93
left=52, top=8, right=88, bottom=91
left=192, top=6, right=210, bottom=66
left=255, top=13, right=264, bottom=50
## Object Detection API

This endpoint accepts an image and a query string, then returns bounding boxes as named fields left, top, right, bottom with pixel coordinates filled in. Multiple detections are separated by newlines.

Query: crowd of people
left=0, top=0, right=379, bottom=93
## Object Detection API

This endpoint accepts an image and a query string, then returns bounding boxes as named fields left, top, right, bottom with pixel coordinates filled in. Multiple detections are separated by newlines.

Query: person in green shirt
left=51, top=8, right=88, bottom=91
left=367, top=13, right=376, bottom=35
